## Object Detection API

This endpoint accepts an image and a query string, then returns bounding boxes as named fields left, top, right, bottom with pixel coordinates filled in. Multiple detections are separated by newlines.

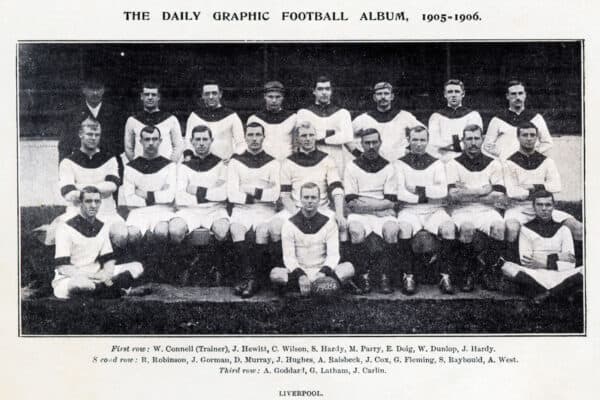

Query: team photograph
left=18, top=41, right=584, bottom=334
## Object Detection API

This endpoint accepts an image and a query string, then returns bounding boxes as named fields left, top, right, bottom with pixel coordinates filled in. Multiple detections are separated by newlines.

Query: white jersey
left=282, top=211, right=340, bottom=279
left=54, top=214, right=114, bottom=268
left=504, top=151, right=561, bottom=207
left=58, top=149, right=120, bottom=218
left=352, top=108, right=423, bottom=162
left=247, top=109, right=297, bottom=161
left=519, top=218, right=575, bottom=271
left=344, top=155, right=397, bottom=202
left=428, top=106, right=483, bottom=160
left=484, top=109, right=553, bottom=160
left=296, top=103, right=353, bottom=174
left=185, top=107, right=245, bottom=160
left=124, top=110, right=184, bottom=162
left=176, top=153, right=227, bottom=209
left=121, top=156, right=176, bottom=208
left=227, top=150, right=280, bottom=208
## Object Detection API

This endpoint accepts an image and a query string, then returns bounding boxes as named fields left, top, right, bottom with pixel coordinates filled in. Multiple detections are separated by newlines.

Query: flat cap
left=264, top=81, right=284, bottom=93
left=373, top=82, right=393, bottom=92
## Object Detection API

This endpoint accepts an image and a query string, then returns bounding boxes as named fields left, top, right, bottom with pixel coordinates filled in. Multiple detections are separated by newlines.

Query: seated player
left=121, top=125, right=176, bottom=277
left=445, top=124, right=506, bottom=291
left=500, top=190, right=583, bottom=303
left=428, top=79, right=483, bottom=161
left=504, top=122, right=583, bottom=265
left=344, top=128, right=397, bottom=294
left=228, top=122, right=280, bottom=298
left=270, top=182, right=355, bottom=296
left=52, top=187, right=144, bottom=299
left=269, top=120, right=346, bottom=273
left=169, top=125, right=230, bottom=284
left=36, top=116, right=129, bottom=248
left=388, top=125, right=459, bottom=295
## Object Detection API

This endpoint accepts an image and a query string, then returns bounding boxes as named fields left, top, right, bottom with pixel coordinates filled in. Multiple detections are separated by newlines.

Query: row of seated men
left=47, top=110, right=583, bottom=303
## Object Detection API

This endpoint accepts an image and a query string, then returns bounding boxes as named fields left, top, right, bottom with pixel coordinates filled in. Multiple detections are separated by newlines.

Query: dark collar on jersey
left=133, top=109, right=172, bottom=126
left=436, top=105, right=473, bottom=119
left=253, top=109, right=295, bottom=124
left=127, top=156, right=172, bottom=174
left=305, top=103, right=341, bottom=117
left=183, top=153, right=222, bottom=172
left=66, top=214, right=104, bottom=238
left=496, top=108, right=538, bottom=126
left=231, top=150, right=274, bottom=168
left=524, top=217, right=563, bottom=238
left=508, top=151, right=546, bottom=170
left=288, top=149, right=328, bottom=167
left=365, top=108, right=402, bottom=123
left=399, top=152, right=438, bottom=170
left=454, top=152, right=494, bottom=172
left=289, top=211, right=329, bottom=234
left=354, top=154, right=389, bottom=173
left=67, top=149, right=114, bottom=168
left=193, top=106, right=236, bottom=122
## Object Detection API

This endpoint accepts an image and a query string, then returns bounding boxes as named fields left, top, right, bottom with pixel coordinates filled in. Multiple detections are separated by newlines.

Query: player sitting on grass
left=270, top=182, right=354, bottom=297
left=499, top=190, right=583, bottom=304
left=52, top=186, right=144, bottom=299
left=168, top=125, right=230, bottom=285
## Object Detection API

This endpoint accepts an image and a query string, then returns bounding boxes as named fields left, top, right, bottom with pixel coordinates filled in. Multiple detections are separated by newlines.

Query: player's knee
left=458, top=222, right=475, bottom=243
left=189, top=228, right=212, bottom=246
left=168, top=217, right=188, bottom=244
left=230, top=223, right=248, bottom=242
left=335, top=262, right=355, bottom=282
left=563, top=218, right=583, bottom=240
left=255, top=223, right=270, bottom=244
left=412, top=230, right=437, bottom=254
left=122, top=261, right=144, bottom=279
left=505, top=219, right=521, bottom=242
left=109, top=222, right=129, bottom=249
left=127, top=226, right=142, bottom=244
left=438, top=221, right=456, bottom=240
left=490, top=220, right=506, bottom=241
left=211, top=219, right=230, bottom=242
left=348, top=221, right=366, bottom=244
left=382, top=221, right=400, bottom=244
left=153, top=221, right=170, bottom=242
left=268, top=218, right=284, bottom=242
left=270, top=267, right=288, bottom=285
left=397, top=221, right=413, bottom=240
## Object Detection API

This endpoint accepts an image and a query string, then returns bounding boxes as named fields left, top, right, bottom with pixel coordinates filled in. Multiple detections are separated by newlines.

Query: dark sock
left=574, top=240, right=583, bottom=267
left=504, top=240, right=520, bottom=263
left=269, top=240, right=284, bottom=269
left=439, top=239, right=458, bottom=276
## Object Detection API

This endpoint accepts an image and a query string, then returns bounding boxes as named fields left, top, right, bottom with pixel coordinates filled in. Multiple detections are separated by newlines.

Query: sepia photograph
left=18, top=41, right=584, bottom=335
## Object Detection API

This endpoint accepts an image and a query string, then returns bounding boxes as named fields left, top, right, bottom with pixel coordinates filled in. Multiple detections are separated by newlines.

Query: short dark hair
left=141, top=80, right=161, bottom=92
left=462, top=124, right=483, bottom=137
left=532, top=189, right=555, bottom=204
left=246, top=121, right=265, bottom=135
left=300, top=182, right=320, bottom=198
left=444, top=79, right=465, bottom=91
left=191, top=125, right=213, bottom=139
left=507, top=80, right=525, bottom=91
left=80, top=186, right=101, bottom=201
left=406, top=125, right=429, bottom=139
left=140, top=125, right=161, bottom=138
left=517, top=121, right=538, bottom=136
left=358, top=128, right=381, bottom=141
left=315, top=75, right=331, bottom=86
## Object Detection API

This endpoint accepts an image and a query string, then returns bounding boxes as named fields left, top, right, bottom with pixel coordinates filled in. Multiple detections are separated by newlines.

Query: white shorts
left=451, top=207, right=504, bottom=236
left=501, top=262, right=583, bottom=290
left=175, top=206, right=229, bottom=231
left=126, top=205, right=176, bottom=235
left=397, top=207, right=453, bottom=235
left=348, top=213, right=397, bottom=237
left=52, top=261, right=144, bottom=299
left=230, top=204, right=277, bottom=231
left=504, top=204, right=573, bottom=225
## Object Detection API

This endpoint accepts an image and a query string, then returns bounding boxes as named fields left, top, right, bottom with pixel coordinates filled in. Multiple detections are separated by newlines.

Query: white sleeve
left=169, top=117, right=184, bottom=162
left=281, top=221, right=301, bottom=272
left=151, top=163, right=176, bottom=204
left=483, top=117, right=502, bottom=157
left=58, top=159, right=78, bottom=202
left=532, top=114, right=553, bottom=154
left=557, top=227, right=576, bottom=271
left=175, top=164, right=195, bottom=206
left=323, top=219, right=341, bottom=268
left=226, top=160, right=250, bottom=204
left=205, top=162, right=228, bottom=202
left=427, top=113, right=442, bottom=152
left=232, top=114, right=246, bottom=155
left=122, top=167, right=146, bottom=207
left=544, top=158, right=562, bottom=193
left=425, top=161, right=448, bottom=199
left=324, top=109, right=353, bottom=145
left=504, top=161, right=530, bottom=199
left=124, top=117, right=136, bottom=161
left=395, top=162, right=419, bottom=203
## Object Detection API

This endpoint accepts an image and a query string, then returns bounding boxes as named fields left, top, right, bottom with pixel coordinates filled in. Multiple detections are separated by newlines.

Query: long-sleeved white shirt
left=121, top=156, right=176, bottom=208
left=227, top=150, right=280, bottom=210
left=185, top=107, right=245, bottom=160
left=176, top=154, right=227, bottom=209
left=344, top=155, right=397, bottom=203
left=247, top=109, right=297, bottom=161
left=504, top=151, right=561, bottom=204
left=124, top=110, right=184, bottom=162
left=428, top=106, right=483, bottom=160
left=394, top=152, right=447, bottom=213
left=519, top=217, right=575, bottom=271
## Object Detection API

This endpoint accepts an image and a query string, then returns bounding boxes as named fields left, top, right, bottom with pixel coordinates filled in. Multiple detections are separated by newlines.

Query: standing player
left=503, top=122, right=582, bottom=265
left=185, top=80, right=245, bottom=161
left=296, top=76, right=353, bottom=174
left=445, top=124, right=507, bottom=291
left=270, top=182, right=355, bottom=296
left=388, top=125, right=458, bottom=295
left=428, top=79, right=483, bottom=161
left=350, top=82, right=423, bottom=162
left=124, top=81, right=184, bottom=162
left=169, top=125, right=230, bottom=283
left=121, top=126, right=177, bottom=262
left=52, top=187, right=144, bottom=299
left=247, top=81, right=297, bottom=161
left=500, top=190, right=582, bottom=303
left=484, top=80, right=553, bottom=159
left=344, top=128, right=397, bottom=294
left=228, top=122, right=280, bottom=298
